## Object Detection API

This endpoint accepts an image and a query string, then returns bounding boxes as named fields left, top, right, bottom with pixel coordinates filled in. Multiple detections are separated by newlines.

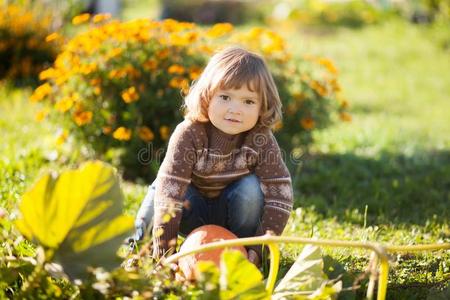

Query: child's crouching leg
left=225, top=174, right=264, bottom=237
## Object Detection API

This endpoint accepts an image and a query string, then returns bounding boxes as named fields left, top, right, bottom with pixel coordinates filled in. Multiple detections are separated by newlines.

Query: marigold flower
left=159, top=126, right=171, bottom=141
left=206, top=23, right=233, bottom=38
left=189, top=66, right=202, bottom=80
left=55, top=97, right=74, bottom=113
left=310, top=80, right=328, bottom=97
left=273, top=121, right=283, bottom=132
left=262, top=31, right=285, bottom=54
left=39, top=68, right=58, bottom=80
left=72, top=13, right=90, bottom=25
left=73, top=110, right=93, bottom=126
left=93, top=13, right=111, bottom=23
left=339, top=112, right=352, bottom=122
left=105, top=47, right=123, bottom=60
left=169, top=77, right=189, bottom=90
left=90, top=78, right=102, bottom=86
left=168, top=64, right=185, bottom=74
left=113, top=127, right=132, bottom=141
left=121, top=86, right=140, bottom=103
left=30, top=83, right=52, bottom=102
left=35, top=109, right=48, bottom=122
left=93, top=86, right=101, bottom=95
left=56, top=130, right=68, bottom=145
left=155, top=49, right=169, bottom=60
left=300, top=117, right=315, bottom=130
left=329, top=78, right=341, bottom=93
left=317, top=58, right=338, bottom=75
left=45, top=32, right=61, bottom=42
left=143, top=59, right=158, bottom=70
left=340, top=99, right=349, bottom=109
left=138, top=126, right=154, bottom=142
left=102, top=126, right=112, bottom=135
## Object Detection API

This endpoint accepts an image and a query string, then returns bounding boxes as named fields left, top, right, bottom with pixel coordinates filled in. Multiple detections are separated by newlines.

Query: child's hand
left=247, top=249, right=261, bottom=267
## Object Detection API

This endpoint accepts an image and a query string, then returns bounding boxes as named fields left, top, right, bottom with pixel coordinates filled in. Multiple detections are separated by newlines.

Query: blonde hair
left=182, top=46, right=282, bottom=128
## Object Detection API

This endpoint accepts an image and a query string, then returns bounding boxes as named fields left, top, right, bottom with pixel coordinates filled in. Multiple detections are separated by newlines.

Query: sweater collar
left=206, top=122, right=245, bottom=154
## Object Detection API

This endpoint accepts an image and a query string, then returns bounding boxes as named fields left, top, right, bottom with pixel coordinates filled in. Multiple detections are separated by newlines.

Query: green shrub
left=33, top=17, right=348, bottom=181
left=270, top=0, right=394, bottom=28
left=0, top=2, right=62, bottom=85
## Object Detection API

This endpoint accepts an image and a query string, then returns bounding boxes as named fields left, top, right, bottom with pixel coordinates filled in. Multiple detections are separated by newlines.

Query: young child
left=131, top=46, right=293, bottom=266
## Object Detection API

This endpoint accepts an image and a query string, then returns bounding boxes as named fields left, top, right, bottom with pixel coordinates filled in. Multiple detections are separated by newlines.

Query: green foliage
left=0, top=1, right=62, bottom=85
left=271, top=0, right=394, bottom=28
left=15, top=160, right=133, bottom=279
left=273, top=245, right=341, bottom=299
left=219, top=250, right=269, bottom=299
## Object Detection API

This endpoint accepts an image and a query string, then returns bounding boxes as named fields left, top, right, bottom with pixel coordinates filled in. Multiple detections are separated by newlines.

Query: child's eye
left=245, top=99, right=255, bottom=105
left=219, top=95, right=229, bottom=101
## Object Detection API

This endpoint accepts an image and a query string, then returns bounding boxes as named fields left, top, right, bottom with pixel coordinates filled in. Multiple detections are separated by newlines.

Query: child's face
left=208, top=85, right=261, bottom=135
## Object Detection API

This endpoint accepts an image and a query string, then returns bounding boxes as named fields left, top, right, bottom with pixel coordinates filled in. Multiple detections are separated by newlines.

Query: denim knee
left=224, top=174, right=264, bottom=237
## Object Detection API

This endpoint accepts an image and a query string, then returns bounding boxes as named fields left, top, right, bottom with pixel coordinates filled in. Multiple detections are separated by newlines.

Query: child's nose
left=227, top=102, right=242, bottom=114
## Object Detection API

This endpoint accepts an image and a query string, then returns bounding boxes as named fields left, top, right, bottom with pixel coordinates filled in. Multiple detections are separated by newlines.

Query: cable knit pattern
left=152, top=119, right=293, bottom=258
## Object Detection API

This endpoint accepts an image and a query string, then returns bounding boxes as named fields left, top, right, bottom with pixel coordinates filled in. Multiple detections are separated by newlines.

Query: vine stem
left=163, top=235, right=449, bottom=299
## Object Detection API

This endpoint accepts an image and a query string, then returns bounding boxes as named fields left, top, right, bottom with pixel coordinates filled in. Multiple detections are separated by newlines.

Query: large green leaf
left=273, top=245, right=342, bottom=299
left=15, top=160, right=133, bottom=279
left=219, top=250, right=269, bottom=300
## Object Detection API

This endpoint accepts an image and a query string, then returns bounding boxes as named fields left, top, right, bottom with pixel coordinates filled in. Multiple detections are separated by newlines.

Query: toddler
left=131, top=46, right=293, bottom=266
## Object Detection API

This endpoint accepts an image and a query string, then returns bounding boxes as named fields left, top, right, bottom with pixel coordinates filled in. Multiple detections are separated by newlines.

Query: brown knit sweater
left=152, top=119, right=293, bottom=258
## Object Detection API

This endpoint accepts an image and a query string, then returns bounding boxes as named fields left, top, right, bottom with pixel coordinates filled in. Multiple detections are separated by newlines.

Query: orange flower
left=300, top=117, right=315, bottom=130
left=121, top=86, right=139, bottom=103
left=329, top=78, right=341, bottom=93
left=169, top=77, right=189, bottom=90
left=93, top=86, right=101, bottom=95
left=39, top=68, right=59, bottom=80
left=102, top=126, right=112, bottom=134
left=113, top=127, right=132, bottom=141
left=340, top=99, right=349, bottom=109
left=273, top=121, right=283, bottom=132
left=35, top=109, right=48, bottom=122
left=206, top=23, right=233, bottom=38
left=138, top=126, right=154, bottom=142
left=317, top=58, right=338, bottom=75
left=310, top=80, right=328, bottom=97
left=73, top=110, right=93, bottom=126
left=168, top=64, right=185, bottom=74
left=45, top=32, right=61, bottom=42
left=93, top=13, right=111, bottom=23
left=143, top=59, right=158, bottom=70
left=56, top=130, right=68, bottom=145
left=105, top=47, right=123, bottom=60
left=156, top=49, right=169, bottom=60
left=55, top=97, right=74, bottom=113
left=72, top=13, right=90, bottom=25
left=339, top=112, right=352, bottom=122
left=159, top=126, right=171, bottom=141
left=189, top=66, right=202, bottom=80
left=292, top=92, right=305, bottom=101
left=30, top=83, right=52, bottom=102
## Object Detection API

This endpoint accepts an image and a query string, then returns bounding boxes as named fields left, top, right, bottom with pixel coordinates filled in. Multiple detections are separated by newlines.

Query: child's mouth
left=225, top=118, right=241, bottom=123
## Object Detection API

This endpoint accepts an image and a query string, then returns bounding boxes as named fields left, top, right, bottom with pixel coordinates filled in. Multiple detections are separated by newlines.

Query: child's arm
left=151, top=121, right=197, bottom=258
left=251, top=129, right=293, bottom=255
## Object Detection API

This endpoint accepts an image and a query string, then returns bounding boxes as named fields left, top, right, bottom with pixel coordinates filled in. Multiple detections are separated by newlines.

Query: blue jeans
left=134, top=174, right=264, bottom=240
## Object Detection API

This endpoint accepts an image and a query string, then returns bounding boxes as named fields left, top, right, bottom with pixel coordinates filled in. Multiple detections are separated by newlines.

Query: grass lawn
left=1, top=17, right=449, bottom=299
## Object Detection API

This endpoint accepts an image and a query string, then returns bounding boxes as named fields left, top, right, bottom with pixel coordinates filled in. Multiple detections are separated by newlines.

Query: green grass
left=279, top=19, right=450, bottom=298
left=1, top=18, right=449, bottom=299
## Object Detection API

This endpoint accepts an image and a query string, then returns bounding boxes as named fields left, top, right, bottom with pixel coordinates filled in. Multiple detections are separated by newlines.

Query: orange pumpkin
left=178, top=225, right=247, bottom=280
